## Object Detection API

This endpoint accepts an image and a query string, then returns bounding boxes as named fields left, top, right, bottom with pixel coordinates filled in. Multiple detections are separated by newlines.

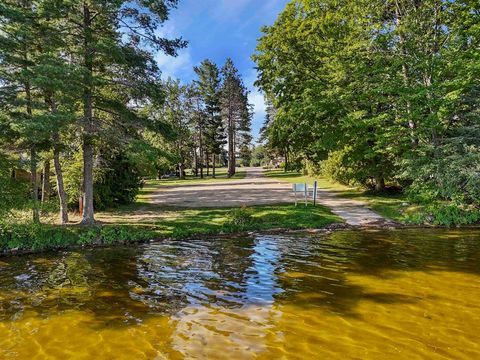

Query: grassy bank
left=0, top=204, right=341, bottom=254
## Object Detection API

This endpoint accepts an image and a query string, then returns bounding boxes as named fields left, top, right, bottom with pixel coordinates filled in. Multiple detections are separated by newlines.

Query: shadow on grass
left=150, top=204, right=341, bottom=238
left=264, top=171, right=303, bottom=179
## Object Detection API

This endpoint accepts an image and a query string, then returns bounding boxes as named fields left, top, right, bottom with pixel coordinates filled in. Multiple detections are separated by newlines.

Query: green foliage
left=239, top=145, right=252, bottom=167
left=401, top=139, right=480, bottom=206
left=320, top=146, right=391, bottom=189
left=0, top=222, right=156, bottom=252
left=406, top=204, right=480, bottom=227
left=63, top=150, right=143, bottom=211
left=0, top=154, right=28, bottom=215
left=321, top=148, right=359, bottom=186
left=0, top=203, right=341, bottom=253
left=194, top=60, right=225, bottom=156
left=250, top=145, right=269, bottom=167
left=226, top=206, right=255, bottom=227
left=254, top=0, right=480, bottom=222
left=93, top=151, right=143, bottom=210
left=221, top=58, right=253, bottom=175
left=63, top=151, right=84, bottom=208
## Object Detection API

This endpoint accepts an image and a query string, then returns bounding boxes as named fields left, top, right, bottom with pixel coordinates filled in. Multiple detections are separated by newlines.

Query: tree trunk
left=25, top=70, right=39, bottom=223
left=284, top=150, right=288, bottom=173
left=81, top=4, right=95, bottom=225
left=45, top=95, right=68, bottom=224
left=193, top=147, right=198, bottom=177
left=212, top=154, right=216, bottom=178
left=395, top=1, right=417, bottom=146
left=42, top=160, right=51, bottom=202
left=206, top=151, right=210, bottom=177
left=30, top=148, right=40, bottom=223
left=53, top=140, right=69, bottom=225
left=375, top=177, right=385, bottom=192
left=199, top=136, right=204, bottom=179
left=228, top=113, right=235, bottom=177
left=179, top=163, right=185, bottom=180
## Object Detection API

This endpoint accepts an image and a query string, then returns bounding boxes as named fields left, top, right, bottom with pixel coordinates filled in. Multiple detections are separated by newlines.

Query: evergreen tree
left=55, top=0, right=186, bottom=224
left=221, top=58, right=252, bottom=177
left=0, top=0, right=52, bottom=222
left=194, top=59, right=225, bottom=178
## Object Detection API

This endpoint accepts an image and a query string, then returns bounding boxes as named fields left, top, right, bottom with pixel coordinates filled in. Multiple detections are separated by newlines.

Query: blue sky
left=155, top=0, right=290, bottom=141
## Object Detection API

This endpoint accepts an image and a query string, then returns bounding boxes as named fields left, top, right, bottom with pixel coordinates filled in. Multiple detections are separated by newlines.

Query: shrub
left=226, top=206, right=254, bottom=227
left=93, top=153, right=143, bottom=210
left=405, top=204, right=480, bottom=226
left=321, top=147, right=359, bottom=186
left=0, top=222, right=156, bottom=252
left=64, top=150, right=143, bottom=211
left=400, top=144, right=480, bottom=207
left=0, top=153, right=29, bottom=215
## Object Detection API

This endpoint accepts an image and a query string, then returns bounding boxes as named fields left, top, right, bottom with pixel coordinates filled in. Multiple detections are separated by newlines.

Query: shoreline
left=2, top=221, right=477, bottom=258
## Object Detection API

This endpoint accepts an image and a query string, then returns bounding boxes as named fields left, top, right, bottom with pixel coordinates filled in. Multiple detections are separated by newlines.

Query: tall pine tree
left=56, top=0, right=186, bottom=224
left=194, top=59, right=225, bottom=178
left=221, top=59, right=251, bottom=177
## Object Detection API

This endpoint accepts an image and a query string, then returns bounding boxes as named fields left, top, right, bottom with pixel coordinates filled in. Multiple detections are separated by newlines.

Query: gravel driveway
left=150, top=167, right=295, bottom=208
left=150, top=167, right=392, bottom=226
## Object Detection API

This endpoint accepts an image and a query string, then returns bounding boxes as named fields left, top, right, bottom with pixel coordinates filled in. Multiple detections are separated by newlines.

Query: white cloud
left=249, top=90, right=266, bottom=117
left=155, top=48, right=194, bottom=80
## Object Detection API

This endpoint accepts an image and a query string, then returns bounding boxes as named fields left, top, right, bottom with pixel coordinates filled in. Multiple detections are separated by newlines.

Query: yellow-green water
left=1, top=229, right=480, bottom=359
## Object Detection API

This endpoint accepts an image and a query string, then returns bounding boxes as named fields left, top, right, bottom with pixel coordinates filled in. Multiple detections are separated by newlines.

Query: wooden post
left=304, top=183, right=307, bottom=206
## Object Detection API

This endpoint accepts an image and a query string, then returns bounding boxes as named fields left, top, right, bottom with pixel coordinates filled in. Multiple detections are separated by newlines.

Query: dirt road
left=150, top=167, right=391, bottom=226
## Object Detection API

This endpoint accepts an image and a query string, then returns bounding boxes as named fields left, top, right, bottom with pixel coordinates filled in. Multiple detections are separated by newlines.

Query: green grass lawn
left=264, top=169, right=413, bottom=222
left=99, top=203, right=341, bottom=236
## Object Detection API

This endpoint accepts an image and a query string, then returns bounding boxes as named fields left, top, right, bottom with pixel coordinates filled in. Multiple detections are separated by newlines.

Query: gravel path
left=150, top=167, right=295, bottom=208
left=150, top=167, right=391, bottom=226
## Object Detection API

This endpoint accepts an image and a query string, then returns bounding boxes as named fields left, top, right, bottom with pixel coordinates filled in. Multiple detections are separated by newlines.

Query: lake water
left=1, top=229, right=480, bottom=359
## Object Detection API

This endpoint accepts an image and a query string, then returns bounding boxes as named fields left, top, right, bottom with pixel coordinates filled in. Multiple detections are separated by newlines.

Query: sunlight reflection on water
left=1, top=229, right=480, bottom=359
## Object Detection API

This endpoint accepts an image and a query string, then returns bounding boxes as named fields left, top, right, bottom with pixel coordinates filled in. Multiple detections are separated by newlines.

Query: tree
left=250, top=145, right=268, bottom=167
left=187, top=84, right=207, bottom=178
left=58, top=0, right=186, bottom=224
left=194, top=59, right=225, bottom=178
left=221, top=59, right=252, bottom=177
left=0, top=0, right=53, bottom=222
left=253, top=0, right=480, bottom=215
left=159, top=79, right=192, bottom=179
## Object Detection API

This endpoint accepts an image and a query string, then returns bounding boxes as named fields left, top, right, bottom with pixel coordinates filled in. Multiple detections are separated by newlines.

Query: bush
left=405, top=204, right=480, bottom=226
left=0, top=222, right=156, bottom=252
left=401, top=144, right=480, bottom=206
left=0, top=153, right=29, bottom=215
left=226, top=206, right=254, bottom=227
left=64, top=150, right=143, bottom=211
left=321, top=147, right=360, bottom=186
left=321, top=145, right=396, bottom=191
left=93, top=151, right=143, bottom=210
